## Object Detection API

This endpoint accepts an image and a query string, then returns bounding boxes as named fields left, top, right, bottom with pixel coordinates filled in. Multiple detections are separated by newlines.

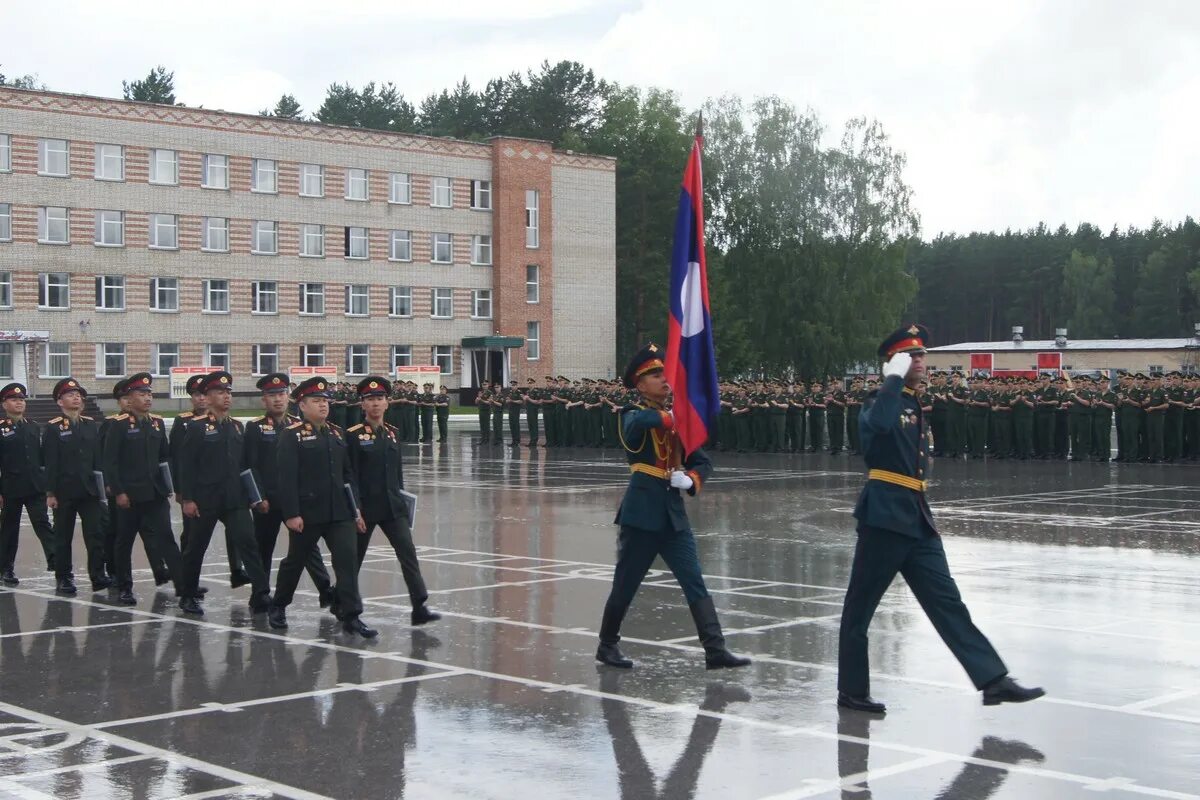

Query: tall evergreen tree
left=122, top=66, right=176, bottom=104
left=261, top=94, right=305, bottom=120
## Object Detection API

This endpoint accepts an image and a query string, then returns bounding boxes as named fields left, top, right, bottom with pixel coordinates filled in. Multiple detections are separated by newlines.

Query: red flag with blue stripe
left=665, top=129, right=718, bottom=456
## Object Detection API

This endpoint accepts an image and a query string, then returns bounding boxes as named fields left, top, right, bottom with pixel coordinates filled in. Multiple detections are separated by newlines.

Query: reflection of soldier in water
left=837, top=710, right=1045, bottom=799
left=600, top=672, right=750, bottom=800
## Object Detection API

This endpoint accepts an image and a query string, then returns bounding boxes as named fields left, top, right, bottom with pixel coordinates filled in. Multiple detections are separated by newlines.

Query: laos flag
left=666, top=128, right=718, bottom=456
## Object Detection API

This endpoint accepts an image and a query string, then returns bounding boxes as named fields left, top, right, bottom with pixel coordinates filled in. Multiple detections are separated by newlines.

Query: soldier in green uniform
left=767, top=383, right=788, bottom=453
left=435, top=385, right=451, bottom=442
left=732, top=388, right=752, bottom=452
left=1165, top=372, right=1187, bottom=462
left=808, top=381, right=827, bottom=453
left=1053, top=377, right=1071, bottom=459
left=1092, top=377, right=1117, bottom=462
left=476, top=383, right=493, bottom=444
left=947, top=373, right=969, bottom=459
left=828, top=381, right=847, bottom=455
left=966, top=377, right=990, bottom=458
left=523, top=377, right=541, bottom=447
left=719, top=386, right=736, bottom=452
left=1066, top=376, right=1092, bottom=461
left=989, top=379, right=1012, bottom=459
left=417, top=383, right=435, bottom=444
left=1185, top=375, right=1200, bottom=461
left=1118, top=376, right=1142, bottom=462
left=1033, top=375, right=1058, bottom=459
left=929, top=373, right=947, bottom=456
left=846, top=378, right=864, bottom=455
left=1144, top=374, right=1168, bottom=463
left=490, top=382, right=506, bottom=444
left=1011, top=378, right=1035, bottom=459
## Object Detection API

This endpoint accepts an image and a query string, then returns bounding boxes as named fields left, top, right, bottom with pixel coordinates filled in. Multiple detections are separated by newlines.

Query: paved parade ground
left=0, top=432, right=1198, bottom=799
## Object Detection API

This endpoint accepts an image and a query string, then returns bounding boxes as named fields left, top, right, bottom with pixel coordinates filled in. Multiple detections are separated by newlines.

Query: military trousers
left=828, top=413, right=845, bottom=453
left=930, top=408, right=947, bottom=455
left=990, top=411, right=1012, bottom=457
left=599, top=524, right=709, bottom=644
left=181, top=514, right=241, bottom=576
left=1119, top=409, right=1141, bottom=461
left=808, top=412, right=826, bottom=451
left=1034, top=411, right=1055, bottom=457
left=0, top=492, right=56, bottom=572
left=273, top=520, right=362, bottom=621
left=420, top=409, right=435, bottom=443
left=783, top=412, right=800, bottom=453
left=253, top=504, right=331, bottom=593
left=507, top=408, right=521, bottom=444
left=1068, top=413, right=1090, bottom=458
left=1146, top=412, right=1166, bottom=461
left=1012, top=411, right=1034, bottom=459
left=1092, top=412, right=1113, bottom=460
left=752, top=412, right=770, bottom=452
left=1165, top=409, right=1183, bottom=460
left=477, top=407, right=491, bottom=441
left=946, top=409, right=967, bottom=456
left=1054, top=410, right=1070, bottom=457
left=51, top=495, right=106, bottom=583
left=181, top=504, right=268, bottom=599
left=847, top=409, right=861, bottom=454
left=356, top=515, right=428, bottom=608
left=966, top=411, right=988, bottom=457
left=770, top=414, right=786, bottom=452
left=491, top=407, right=505, bottom=443
left=838, top=525, right=1007, bottom=697
left=734, top=414, right=752, bottom=451
left=114, top=497, right=182, bottom=593
left=436, top=407, right=449, bottom=441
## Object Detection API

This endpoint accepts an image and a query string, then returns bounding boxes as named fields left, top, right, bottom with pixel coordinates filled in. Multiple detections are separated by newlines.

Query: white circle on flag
left=680, top=262, right=705, bottom=337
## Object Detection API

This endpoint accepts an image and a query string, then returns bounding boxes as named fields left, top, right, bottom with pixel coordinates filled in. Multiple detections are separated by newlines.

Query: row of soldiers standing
left=314, top=382, right=451, bottom=444
left=475, top=377, right=639, bottom=448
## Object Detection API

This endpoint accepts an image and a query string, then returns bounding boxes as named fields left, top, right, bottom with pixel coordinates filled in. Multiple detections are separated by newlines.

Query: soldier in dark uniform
left=490, top=382, right=506, bottom=444
left=928, top=373, right=947, bottom=456
left=268, top=377, right=377, bottom=638
left=595, top=343, right=750, bottom=671
left=0, top=382, right=56, bottom=585
left=846, top=378, right=864, bottom=456
left=1165, top=372, right=1187, bottom=462
left=434, top=384, right=451, bottom=443
left=1144, top=374, right=1168, bottom=463
left=476, top=382, right=493, bottom=444
left=1011, top=378, right=1036, bottom=460
left=1093, top=377, right=1117, bottom=462
left=42, top=378, right=107, bottom=595
left=505, top=380, right=524, bottom=445
left=418, top=382, right=436, bottom=444
left=807, top=381, right=826, bottom=452
left=947, top=373, right=969, bottom=458
left=836, top=325, right=1044, bottom=714
left=1066, top=376, right=1091, bottom=460
left=827, top=381, right=847, bottom=455
left=101, top=374, right=184, bottom=606
left=346, top=377, right=440, bottom=625
left=243, top=373, right=333, bottom=605
left=523, top=377, right=541, bottom=447
left=966, top=377, right=990, bottom=458
left=732, top=386, right=752, bottom=452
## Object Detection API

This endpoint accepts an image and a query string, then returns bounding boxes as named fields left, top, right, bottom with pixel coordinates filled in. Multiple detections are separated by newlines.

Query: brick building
left=0, top=87, right=617, bottom=398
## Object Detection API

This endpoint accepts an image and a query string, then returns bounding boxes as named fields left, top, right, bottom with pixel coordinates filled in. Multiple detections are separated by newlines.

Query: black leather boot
left=267, top=605, right=288, bottom=629
left=596, top=602, right=633, bottom=668
left=689, top=596, right=751, bottom=670
left=248, top=591, right=271, bottom=614
left=179, top=597, right=204, bottom=615
left=117, top=589, right=137, bottom=606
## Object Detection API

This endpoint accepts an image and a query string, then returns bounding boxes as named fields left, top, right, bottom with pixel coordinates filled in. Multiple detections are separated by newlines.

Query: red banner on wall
left=969, top=353, right=994, bottom=371
left=1037, top=352, right=1062, bottom=370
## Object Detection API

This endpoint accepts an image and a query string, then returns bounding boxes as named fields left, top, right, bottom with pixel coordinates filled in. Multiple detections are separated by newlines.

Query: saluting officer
left=102, top=373, right=184, bottom=606
left=176, top=371, right=272, bottom=615
left=42, top=378, right=108, bottom=595
left=243, top=373, right=334, bottom=605
left=346, top=377, right=440, bottom=625
left=0, top=382, right=57, bottom=586
left=837, top=325, right=1044, bottom=714
left=596, top=344, right=750, bottom=671
left=268, top=377, right=377, bottom=638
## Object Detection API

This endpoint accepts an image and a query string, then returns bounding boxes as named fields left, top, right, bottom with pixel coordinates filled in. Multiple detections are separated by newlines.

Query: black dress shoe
left=411, top=605, right=441, bottom=626
left=230, top=570, right=251, bottom=588
left=267, top=606, right=288, bottom=629
left=705, top=648, right=752, bottom=670
left=983, top=676, right=1045, bottom=706
left=196, top=586, right=208, bottom=596
left=343, top=618, right=379, bottom=638
left=248, top=591, right=271, bottom=613
left=179, top=597, right=204, bottom=615
left=153, top=573, right=170, bottom=587
left=318, top=587, right=335, bottom=608
left=91, top=577, right=113, bottom=592
left=117, top=590, right=138, bottom=606
left=2, top=569, right=20, bottom=587
left=837, top=692, right=887, bottom=714
left=55, top=577, right=78, bottom=597
left=595, top=642, right=633, bottom=668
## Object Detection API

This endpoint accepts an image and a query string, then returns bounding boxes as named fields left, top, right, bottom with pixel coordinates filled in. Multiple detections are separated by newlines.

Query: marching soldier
left=595, top=343, right=750, bottom=671
left=837, top=325, right=1044, bottom=714
left=346, top=377, right=440, bottom=625
left=0, top=383, right=57, bottom=585
left=435, top=384, right=451, bottom=443
left=269, top=377, right=377, bottom=638
left=177, top=371, right=271, bottom=615
left=42, top=378, right=107, bottom=595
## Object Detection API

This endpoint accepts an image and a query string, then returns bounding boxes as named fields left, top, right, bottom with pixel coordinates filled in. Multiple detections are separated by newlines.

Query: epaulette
left=328, top=422, right=343, bottom=431
left=286, top=421, right=304, bottom=430
left=287, top=414, right=301, bottom=423
left=347, top=423, right=364, bottom=432
left=115, top=413, right=130, bottom=421
left=384, top=422, right=398, bottom=432
left=81, top=415, right=93, bottom=421
left=105, top=413, right=120, bottom=420
left=179, top=411, right=194, bottom=419
left=47, top=416, right=63, bottom=424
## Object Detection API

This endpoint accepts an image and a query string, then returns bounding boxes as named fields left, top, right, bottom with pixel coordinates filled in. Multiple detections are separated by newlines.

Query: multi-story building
left=0, top=87, right=617, bottom=398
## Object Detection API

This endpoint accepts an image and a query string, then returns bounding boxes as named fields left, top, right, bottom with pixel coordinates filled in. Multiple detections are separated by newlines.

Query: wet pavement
left=0, top=435, right=1198, bottom=799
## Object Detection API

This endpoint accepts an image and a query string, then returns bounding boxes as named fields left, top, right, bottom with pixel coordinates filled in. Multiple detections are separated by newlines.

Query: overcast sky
left=5, top=0, right=1198, bottom=236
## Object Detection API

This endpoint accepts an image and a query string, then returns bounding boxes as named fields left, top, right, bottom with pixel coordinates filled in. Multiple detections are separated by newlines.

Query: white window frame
left=0, top=204, right=10, bottom=242
left=201, top=217, right=229, bottom=252
left=149, top=148, right=178, bottom=185
left=389, top=286, right=412, bottom=318
left=202, top=154, right=229, bottom=189
left=431, top=176, right=452, bottom=208
left=471, top=179, right=492, bottom=210
left=390, top=345, right=412, bottom=373
left=252, top=344, right=278, bottom=376
left=431, top=233, right=452, bottom=264
left=299, top=283, right=325, bottom=316
left=149, top=214, right=178, bottom=250
left=389, top=172, right=412, bottom=204
left=205, top=343, right=230, bottom=370
left=38, top=138, right=69, bottom=177
left=95, top=275, right=125, bottom=311
left=527, top=321, right=541, bottom=361
left=96, top=343, right=126, bottom=378
left=431, top=287, right=453, bottom=319
left=94, top=144, right=124, bottom=181
left=471, top=234, right=492, bottom=266
left=150, top=277, right=178, bottom=312
left=299, top=163, right=325, bottom=197
left=202, top=279, right=230, bottom=314
left=345, top=168, right=369, bottom=201
left=95, top=210, right=124, bottom=247
left=252, top=280, right=278, bottom=315
left=152, top=343, right=179, bottom=377
left=300, top=224, right=325, bottom=258
left=389, top=229, right=412, bottom=262
left=301, top=344, right=325, bottom=367
left=0, top=271, right=10, bottom=308
left=346, top=344, right=369, bottom=376
left=38, top=273, right=70, bottom=310
left=0, top=343, right=11, bottom=380
left=41, top=342, right=70, bottom=379
left=38, top=207, right=69, bottom=244
left=345, top=226, right=368, bottom=260
left=526, top=189, right=540, bottom=248
left=472, top=289, right=492, bottom=319
left=0, top=134, right=10, bottom=173
left=345, top=284, right=370, bottom=317
left=433, top=345, right=453, bottom=375
left=252, top=220, right=279, bottom=255
left=526, top=264, right=540, bottom=303
left=251, top=158, right=278, bottom=193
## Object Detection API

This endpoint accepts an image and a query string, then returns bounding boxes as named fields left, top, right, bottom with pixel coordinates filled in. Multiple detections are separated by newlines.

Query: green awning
left=461, top=336, right=524, bottom=349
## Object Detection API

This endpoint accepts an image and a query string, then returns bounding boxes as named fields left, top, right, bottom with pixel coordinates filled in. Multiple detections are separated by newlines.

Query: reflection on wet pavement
left=0, top=437, right=1197, bottom=798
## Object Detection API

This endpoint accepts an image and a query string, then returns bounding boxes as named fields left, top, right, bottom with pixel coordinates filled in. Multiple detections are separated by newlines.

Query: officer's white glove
left=882, top=352, right=913, bottom=380
left=669, top=470, right=694, bottom=491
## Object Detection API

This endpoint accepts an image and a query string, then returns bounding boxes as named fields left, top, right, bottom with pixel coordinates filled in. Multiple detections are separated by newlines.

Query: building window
left=389, top=172, right=412, bottom=204
left=472, top=289, right=492, bottom=319
left=526, top=189, right=540, bottom=248
left=253, top=220, right=278, bottom=255
left=252, top=344, right=278, bottom=376
left=389, top=230, right=412, bottom=261
left=431, top=233, right=452, bottom=264
left=526, top=264, right=540, bottom=303
left=39, top=273, right=70, bottom=309
left=346, top=168, right=369, bottom=201
left=0, top=343, right=10, bottom=379
left=97, top=343, right=126, bottom=377
left=391, top=345, right=412, bottom=373
left=471, top=234, right=492, bottom=266
left=300, top=224, right=325, bottom=257
left=299, top=283, right=325, bottom=315
left=0, top=272, right=10, bottom=308
left=149, top=214, right=178, bottom=249
left=203, top=279, right=229, bottom=313
left=471, top=179, right=492, bottom=210
left=301, top=344, right=324, bottom=367
left=42, top=342, right=70, bottom=378
left=1149, top=365, right=1164, bottom=376
left=95, top=275, right=125, bottom=311
left=299, top=163, right=324, bottom=197
left=0, top=134, right=10, bottom=172
left=431, top=177, right=452, bottom=208
left=433, top=345, right=453, bottom=375
left=202, top=154, right=229, bottom=189
left=150, top=277, right=178, bottom=312
left=527, top=321, right=541, bottom=361
left=251, top=158, right=277, bottom=193
left=344, top=284, right=370, bottom=317
left=346, top=345, right=369, bottom=375
left=38, top=138, right=69, bottom=176
left=0, top=204, right=9, bottom=241
left=431, top=287, right=453, bottom=319
left=390, top=286, right=412, bottom=317
left=95, top=144, right=124, bottom=181
left=202, top=217, right=229, bottom=252
left=150, top=149, right=178, bottom=185
left=152, top=344, right=179, bottom=376
left=344, top=226, right=368, bottom=259
left=95, top=210, right=124, bottom=246
left=38, top=207, right=70, bottom=244
left=206, top=343, right=230, bottom=369
left=252, top=280, right=278, bottom=314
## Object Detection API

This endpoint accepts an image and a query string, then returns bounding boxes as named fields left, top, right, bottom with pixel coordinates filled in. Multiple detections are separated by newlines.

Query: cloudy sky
left=5, top=0, right=1198, bottom=236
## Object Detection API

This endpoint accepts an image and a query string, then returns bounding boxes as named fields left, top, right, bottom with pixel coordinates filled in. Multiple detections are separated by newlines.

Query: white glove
left=669, top=471, right=694, bottom=491
left=882, top=352, right=912, bottom=380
